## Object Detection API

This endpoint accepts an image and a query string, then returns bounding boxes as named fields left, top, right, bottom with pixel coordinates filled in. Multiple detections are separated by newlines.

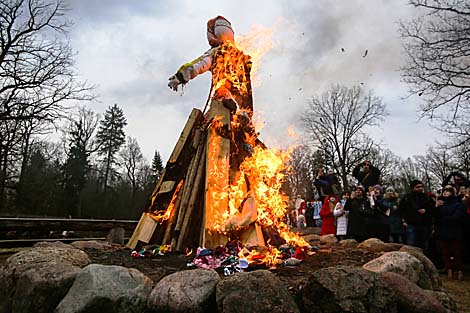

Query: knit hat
left=372, top=184, right=381, bottom=190
left=410, top=179, right=423, bottom=190
left=355, top=185, right=365, bottom=191
left=442, top=185, right=457, bottom=195
left=386, top=186, right=395, bottom=193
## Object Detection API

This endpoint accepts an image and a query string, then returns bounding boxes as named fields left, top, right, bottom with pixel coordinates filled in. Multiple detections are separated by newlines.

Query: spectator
left=399, top=180, right=434, bottom=251
left=312, top=195, right=323, bottom=228
left=365, top=185, right=390, bottom=242
left=313, top=168, right=329, bottom=200
left=326, top=169, right=342, bottom=196
left=334, top=192, right=350, bottom=240
left=305, top=200, right=315, bottom=227
left=314, top=168, right=341, bottom=199
left=320, top=195, right=338, bottom=235
left=442, top=172, right=470, bottom=199
left=463, top=188, right=470, bottom=263
left=294, top=195, right=306, bottom=223
left=434, top=185, right=466, bottom=280
left=381, top=186, right=404, bottom=243
left=345, top=186, right=369, bottom=242
left=352, top=160, right=381, bottom=191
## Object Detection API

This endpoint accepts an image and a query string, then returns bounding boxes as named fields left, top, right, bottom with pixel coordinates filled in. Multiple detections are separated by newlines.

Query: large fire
left=147, top=23, right=309, bottom=267
left=207, top=24, right=309, bottom=265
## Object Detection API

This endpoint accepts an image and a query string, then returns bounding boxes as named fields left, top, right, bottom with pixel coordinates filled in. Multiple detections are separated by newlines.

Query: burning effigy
left=127, top=16, right=309, bottom=270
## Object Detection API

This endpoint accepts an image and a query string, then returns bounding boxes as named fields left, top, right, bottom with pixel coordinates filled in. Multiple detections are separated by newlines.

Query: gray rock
left=422, top=290, right=459, bottom=313
left=216, top=270, right=299, bottom=313
left=303, top=234, right=321, bottom=243
left=339, top=239, right=358, bottom=248
left=320, top=234, right=338, bottom=245
left=301, top=265, right=397, bottom=313
left=56, top=264, right=153, bottom=313
left=71, top=240, right=111, bottom=250
left=357, top=238, right=399, bottom=253
left=106, top=227, right=125, bottom=245
left=0, top=242, right=90, bottom=313
left=400, top=245, right=442, bottom=290
left=363, top=251, right=433, bottom=290
left=379, top=272, right=446, bottom=313
left=147, top=268, right=220, bottom=313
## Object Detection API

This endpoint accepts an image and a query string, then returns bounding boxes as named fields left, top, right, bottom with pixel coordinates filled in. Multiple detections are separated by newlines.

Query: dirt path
left=440, top=265, right=470, bottom=313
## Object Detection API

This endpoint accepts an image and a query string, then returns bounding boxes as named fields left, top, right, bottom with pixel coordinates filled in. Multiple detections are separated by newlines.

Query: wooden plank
left=136, top=214, right=158, bottom=243
left=148, top=109, right=203, bottom=202
left=169, top=108, right=204, bottom=163
left=158, top=181, right=176, bottom=195
left=203, top=99, right=230, bottom=248
left=126, top=213, right=147, bottom=249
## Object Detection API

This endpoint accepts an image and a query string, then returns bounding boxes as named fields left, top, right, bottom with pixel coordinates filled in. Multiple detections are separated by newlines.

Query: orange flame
left=149, top=179, right=184, bottom=222
left=236, top=24, right=276, bottom=85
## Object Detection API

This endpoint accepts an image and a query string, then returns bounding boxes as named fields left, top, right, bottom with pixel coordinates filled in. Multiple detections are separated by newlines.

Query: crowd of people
left=289, top=161, right=470, bottom=281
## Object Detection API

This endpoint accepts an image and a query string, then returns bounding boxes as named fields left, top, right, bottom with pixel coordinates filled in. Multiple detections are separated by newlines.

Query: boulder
left=56, top=264, right=153, bottom=313
left=106, top=227, right=125, bottom=245
left=363, top=251, right=433, bottom=290
left=320, top=234, right=338, bottom=245
left=71, top=240, right=111, bottom=250
left=300, top=265, right=397, bottom=313
left=379, top=272, right=446, bottom=313
left=339, top=239, right=358, bottom=248
left=357, top=238, right=399, bottom=253
left=422, top=290, right=458, bottom=313
left=400, top=245, right=441, bottom=290
left=147, top=269, right=220, bottom=313
left=216, top=270, right=299, bottom=313
left=0, top=241, right=90, bottom=313
left=303, top=234, right=321, bottom=243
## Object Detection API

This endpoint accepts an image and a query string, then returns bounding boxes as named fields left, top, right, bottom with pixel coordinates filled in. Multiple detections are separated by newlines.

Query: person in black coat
left=434, top=185, right=466, bottom=280
left=345, top=186, right=370, bottom=243
left=398, top=180, right=434, bottom=251
left=442, top=171, right=470, bottom=200
left=352, top=160, right=381, bottom=191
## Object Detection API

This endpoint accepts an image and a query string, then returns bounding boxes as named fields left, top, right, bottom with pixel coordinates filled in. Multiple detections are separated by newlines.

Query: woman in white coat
left=334, top=192, right=350, bottom=240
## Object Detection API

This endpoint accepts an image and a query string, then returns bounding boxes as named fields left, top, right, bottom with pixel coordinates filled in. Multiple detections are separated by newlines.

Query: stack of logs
left=127, top=99, right=231, bottom=251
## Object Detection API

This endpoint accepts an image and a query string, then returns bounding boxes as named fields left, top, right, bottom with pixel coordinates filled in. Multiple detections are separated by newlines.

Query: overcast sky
left=65, top=0, right=441, bottom=163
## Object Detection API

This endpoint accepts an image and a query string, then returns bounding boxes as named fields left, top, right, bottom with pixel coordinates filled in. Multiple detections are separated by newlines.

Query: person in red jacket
left=320, top=195, right=339, bottom=235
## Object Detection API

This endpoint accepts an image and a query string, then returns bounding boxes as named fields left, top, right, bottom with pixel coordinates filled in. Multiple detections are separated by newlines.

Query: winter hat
left=410, top=179, right=423, bottom=190
left=372, top=184, right=382, bottom=190
left=442, top=185, right=457, bottom=195
left=207, top=16, right=234, bottom=47
left=385, top=186, right=395, bottom=193
left=355, top=185, right=365, bottom=191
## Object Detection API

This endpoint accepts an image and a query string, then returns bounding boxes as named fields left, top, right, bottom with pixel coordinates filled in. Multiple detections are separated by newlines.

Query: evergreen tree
left=96, top=104, right=127, bottom=192
left=151, top=149, right=164, bottom=182
left=63, top=108, right=99, bottom=217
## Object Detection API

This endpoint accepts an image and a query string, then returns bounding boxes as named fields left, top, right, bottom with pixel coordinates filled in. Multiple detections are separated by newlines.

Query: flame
left=236, top=24, right=275, bottom=84
left=149, top=179, right=184, bottom=222
left=287, top=125, right=300, bottom=140
left=210, top=24, right=275, bottom=100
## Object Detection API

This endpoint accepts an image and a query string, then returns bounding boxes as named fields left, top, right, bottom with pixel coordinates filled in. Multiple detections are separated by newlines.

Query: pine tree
left=63, top=108, right=99, bottom=217
left=96, top=104, right=127, bottom=192
left=151, top=149, right=164, bottom=182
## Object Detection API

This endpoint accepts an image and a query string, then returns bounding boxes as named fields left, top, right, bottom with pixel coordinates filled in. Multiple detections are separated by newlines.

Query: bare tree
left=401, top=0, right=470, bottom=144
left=119, top=136, right=143, bottom=205
left=285, top=145, right=319, bottom=200
left=301, top=84, right=388, bottom=190
left=417, top=146, right=455, bottom=185
left=0, top=0, right=93, bottom=123
left=367, top=147, right=402, bottom=188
